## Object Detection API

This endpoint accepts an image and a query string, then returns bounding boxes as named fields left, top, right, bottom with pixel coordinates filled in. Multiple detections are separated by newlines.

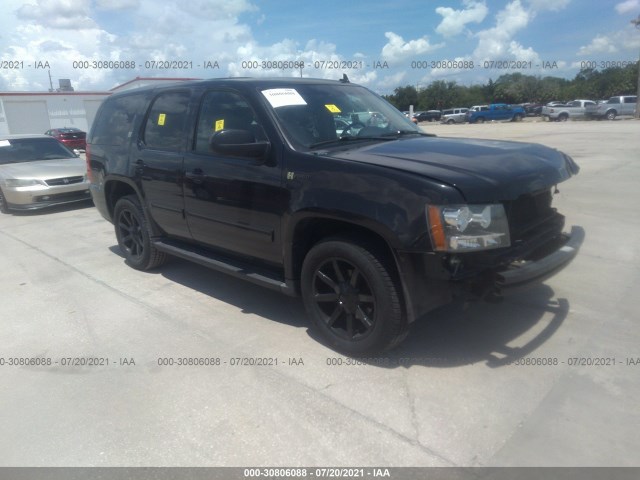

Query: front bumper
left=3, top=183, right=92, bottom=211
left=496, top=225, right=584, bottom=290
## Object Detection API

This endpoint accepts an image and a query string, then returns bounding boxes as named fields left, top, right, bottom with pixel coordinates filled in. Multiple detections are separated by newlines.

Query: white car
left=0, top=134, right=91, bottom=213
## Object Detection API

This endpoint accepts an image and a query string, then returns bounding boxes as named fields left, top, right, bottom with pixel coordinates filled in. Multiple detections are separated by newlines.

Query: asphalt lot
left=0, top=119, right=639, bottom=468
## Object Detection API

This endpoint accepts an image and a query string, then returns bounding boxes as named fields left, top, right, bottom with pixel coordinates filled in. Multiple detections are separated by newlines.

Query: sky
left=1, top=0, right=639, bottom=94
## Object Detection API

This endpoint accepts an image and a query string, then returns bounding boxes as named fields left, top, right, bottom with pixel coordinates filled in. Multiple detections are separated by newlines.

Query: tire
left=113, top=195, right=167, bottom=270
left=606, top=110, right=617, bottom=121
left=476, top=117, right=485, bottom=124
left=513, top=114, right=523, bottom=122
left=447, top=119, right=455, bottom=124
left=0, top=188, right=9, bottom=214
left=301, top=239, right=407, bottom=355
left=558, top=113, right=568, bottom=122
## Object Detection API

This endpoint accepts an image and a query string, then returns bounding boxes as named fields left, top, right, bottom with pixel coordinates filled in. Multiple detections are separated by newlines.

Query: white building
left=0, top=77, right=198, bottom=136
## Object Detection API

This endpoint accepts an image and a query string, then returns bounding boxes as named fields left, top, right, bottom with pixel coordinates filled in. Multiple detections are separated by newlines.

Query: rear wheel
left=606, top=110, right=617, bottom=121
left=0, top=188, right=8, bottom=214
left=301, top=239, right=408, bottom=355
left=114, top=195, right=167, bottom=270
left=476, top=117, right=485, bottom=124
left=558, top=113, right=568, bottom=122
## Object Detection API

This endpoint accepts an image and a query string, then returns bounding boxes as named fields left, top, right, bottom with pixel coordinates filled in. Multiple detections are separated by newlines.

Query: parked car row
left=408, top=94, right=637, bottom=125
left=541, top=96, right=637, bottom=121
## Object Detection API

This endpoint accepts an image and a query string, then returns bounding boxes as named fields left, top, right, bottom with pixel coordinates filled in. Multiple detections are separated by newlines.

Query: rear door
left=623, top=96, right=637, bottom=116
left=136, top=90, right=192, bottom=238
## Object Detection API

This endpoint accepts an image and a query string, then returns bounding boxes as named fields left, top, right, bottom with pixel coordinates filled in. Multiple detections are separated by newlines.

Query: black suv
left=87, top=77, right=582, bottom=355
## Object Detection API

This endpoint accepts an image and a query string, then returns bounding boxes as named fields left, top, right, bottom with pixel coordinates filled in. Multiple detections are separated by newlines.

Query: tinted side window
left=608, top=97, right=620, bottom=104
left=624, top=97, right=637, bottom=104
left=91, top=93, right=146, bottom=146
left=194, top=90, right=264, bottom=153
left=144, top=91, right=190, bottom=151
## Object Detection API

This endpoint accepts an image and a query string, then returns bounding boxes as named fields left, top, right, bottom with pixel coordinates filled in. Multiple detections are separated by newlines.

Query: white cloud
left=380, top=32, right=444, bottom=63
left=376, top=71, right=408, bottom=90
left=16, top=0, right=97, bottom=29
left=578, top=27, right=640, bottom=56
left=182, top=0, right=258, bottom=19
left=435, top=1, right=488, bottom=37
left=615, top=0, right=640, bottom=14
left=473, top=0, right=533, bottom=62
left=95, top=0, right=140, bottom=10
left=508, top=41, right=540, bottom=62
left=578, top=35, right=619, bottom=55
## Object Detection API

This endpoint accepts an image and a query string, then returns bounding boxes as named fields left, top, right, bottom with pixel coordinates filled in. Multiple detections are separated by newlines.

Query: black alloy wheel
left=113, top=195, right=166, bottom=270
left=312, top=258, right=376, bottom=341
left=301, top=239, right=407, bottom=355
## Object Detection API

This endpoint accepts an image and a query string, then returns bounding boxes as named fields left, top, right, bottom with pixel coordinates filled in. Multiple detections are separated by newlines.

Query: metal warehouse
left=0, top=77, right=198, bottom=137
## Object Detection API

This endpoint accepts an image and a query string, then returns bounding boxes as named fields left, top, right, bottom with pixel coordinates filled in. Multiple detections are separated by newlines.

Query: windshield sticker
left=158, top=113, right=166, bottom=126
left=215, top=119, right=224, bottom=132
left=261, top=88, right=307, bottom=108
left=325, top=104, right=341, bottom=113
left=0, top=140, right=11, bottom=148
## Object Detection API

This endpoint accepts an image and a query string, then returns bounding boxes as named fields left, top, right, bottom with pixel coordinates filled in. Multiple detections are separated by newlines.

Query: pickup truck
left=585, top=95, right=637, bottom=120
left=541, top=100, right=596, bottom=121
left=87, top=77, right=582, bottom=355
left=465, top=103, right=525, bottom=123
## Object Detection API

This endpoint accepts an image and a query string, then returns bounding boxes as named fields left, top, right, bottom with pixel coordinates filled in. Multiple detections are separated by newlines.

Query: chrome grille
left=45, top=176, right=85, bottom=186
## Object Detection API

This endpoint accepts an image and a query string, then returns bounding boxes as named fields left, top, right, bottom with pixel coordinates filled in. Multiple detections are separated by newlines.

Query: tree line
left=383, top=63, right=639, bottom=111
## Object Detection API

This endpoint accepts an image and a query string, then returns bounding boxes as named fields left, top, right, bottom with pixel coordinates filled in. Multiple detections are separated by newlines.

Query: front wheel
left=301, top=239, right=407, bottom=355
left=0, top=188, right=8, bottom=214
left=113, top=195, right=166, bottom=270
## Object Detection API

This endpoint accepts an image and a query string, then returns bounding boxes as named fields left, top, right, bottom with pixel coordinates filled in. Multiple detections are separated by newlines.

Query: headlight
left=4, top=179, right=46, bottom=187
left=427, top=204, right=511, bottom=252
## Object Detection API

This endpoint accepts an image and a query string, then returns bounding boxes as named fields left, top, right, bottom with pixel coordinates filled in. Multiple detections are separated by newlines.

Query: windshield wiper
left=380, top=130, right=435, bottom=138
left=309, top=136, right=393, bottom=148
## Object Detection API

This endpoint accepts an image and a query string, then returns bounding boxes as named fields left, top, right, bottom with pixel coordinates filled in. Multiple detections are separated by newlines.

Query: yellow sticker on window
left=325, top=104, right=341, bottom=113
left=158, top=113, right=166, bottom=126
left=215, top=119, right=225, bottom=132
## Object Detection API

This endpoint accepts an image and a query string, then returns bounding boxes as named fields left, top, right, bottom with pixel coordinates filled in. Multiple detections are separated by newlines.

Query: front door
left=183, top=89, right=285, bottom=265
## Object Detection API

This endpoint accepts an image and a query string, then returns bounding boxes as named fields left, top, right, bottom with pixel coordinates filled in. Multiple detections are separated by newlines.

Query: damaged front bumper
left=496, top=225, right=584, bottom=290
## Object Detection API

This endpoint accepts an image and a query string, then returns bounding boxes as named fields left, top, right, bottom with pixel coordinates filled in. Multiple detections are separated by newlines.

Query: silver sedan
left=0, top=134, right=91, bottom=213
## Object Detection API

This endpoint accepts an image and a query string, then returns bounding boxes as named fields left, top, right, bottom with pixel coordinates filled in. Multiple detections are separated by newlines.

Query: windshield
left=0, top=137, right=76, bottom=165
left=261, top=83, right=422, bottom=149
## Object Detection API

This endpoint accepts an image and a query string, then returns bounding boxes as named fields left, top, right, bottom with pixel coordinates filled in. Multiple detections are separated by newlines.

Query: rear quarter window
left=89, top=93, right=147, bottom=146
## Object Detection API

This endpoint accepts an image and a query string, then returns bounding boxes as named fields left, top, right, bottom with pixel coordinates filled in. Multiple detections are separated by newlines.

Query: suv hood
left=327, top=136, right=579, bottom=201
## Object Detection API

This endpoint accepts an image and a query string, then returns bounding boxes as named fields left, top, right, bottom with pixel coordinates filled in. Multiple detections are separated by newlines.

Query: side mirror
left=209, top=129, right=270, bottom=160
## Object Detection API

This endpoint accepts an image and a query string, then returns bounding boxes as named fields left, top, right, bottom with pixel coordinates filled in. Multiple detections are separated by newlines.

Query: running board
left=153, top=239, right=296, bottom=296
